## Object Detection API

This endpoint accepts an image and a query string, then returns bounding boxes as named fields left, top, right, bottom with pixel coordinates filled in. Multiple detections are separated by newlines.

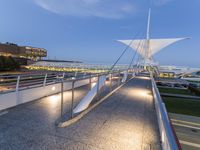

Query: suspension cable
left=127, top=39, right=143, bottom=70
left=124, top=26, right=147, bottom=71
left=109, top=25, right=145, bottom=72
left=135, top=40, right=146, bottom=69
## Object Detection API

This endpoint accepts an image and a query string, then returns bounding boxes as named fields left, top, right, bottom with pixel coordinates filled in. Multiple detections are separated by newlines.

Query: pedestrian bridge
left=0, top=73, right=180, bottom=150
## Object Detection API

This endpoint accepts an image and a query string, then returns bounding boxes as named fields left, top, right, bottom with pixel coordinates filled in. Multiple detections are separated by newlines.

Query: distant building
left=30, top=59, right=82, bottom=68
left=0, top=42, right=47, bottom=61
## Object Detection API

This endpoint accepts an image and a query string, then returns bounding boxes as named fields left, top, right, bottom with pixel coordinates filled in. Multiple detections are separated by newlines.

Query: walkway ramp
left=59, top=76, right=161, bottom=149
left=0, top=76, right=161, bottom=150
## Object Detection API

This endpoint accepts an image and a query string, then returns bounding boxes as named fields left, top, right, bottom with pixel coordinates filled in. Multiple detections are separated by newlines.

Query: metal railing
left=59, top=69, right=133, bottom=122
left=0, top=72, right=87, bottom=93
left=150, top=74, right=181, bottom=150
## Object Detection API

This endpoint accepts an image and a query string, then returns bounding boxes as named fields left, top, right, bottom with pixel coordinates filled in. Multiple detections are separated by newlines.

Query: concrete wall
left=0, top=78, right=90, bottom=111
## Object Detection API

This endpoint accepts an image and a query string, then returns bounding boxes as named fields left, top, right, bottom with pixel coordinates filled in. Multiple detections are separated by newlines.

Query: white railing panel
left=0, top=78, right=90, bottom=111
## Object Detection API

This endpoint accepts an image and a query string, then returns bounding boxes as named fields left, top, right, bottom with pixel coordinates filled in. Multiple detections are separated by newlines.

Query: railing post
left=118, top=71, right=121, bottom=86
left=83, top=72, right=86, bottom=78
left=71, top=80, right=75, bottom=119
left=96, top=74, right=100, bottom=99
left=74, top=72, right=77, bottom=78
left=60, top=80, right=64, bottom=118
left=126, top=69, right=128, bottom=82
left=62, top=72, right=65, bottom=78
left=16, top=76, right=20, bottom=91
left=43, top=74, right=47, bottom=87
left=89, top=74, right=92, bottom=90
left=110, top=73, right=113, bottom=91
left=132, top=71, right=135, bottom=78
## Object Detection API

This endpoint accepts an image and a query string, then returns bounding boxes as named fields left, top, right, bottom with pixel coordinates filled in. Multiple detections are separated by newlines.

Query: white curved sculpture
left=132, top=72, right=135, bottom=77
left=121, top=71, right=128, bottom=83
left=118, top=38, right=189, bottom=59
left=73, top=75, right=106, bottom=114
left=118, top=9, right=189, bottom=68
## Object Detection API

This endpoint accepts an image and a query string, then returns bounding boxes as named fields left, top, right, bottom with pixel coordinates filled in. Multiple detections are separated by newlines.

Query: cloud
left=32, top=0, right=136, bottom=19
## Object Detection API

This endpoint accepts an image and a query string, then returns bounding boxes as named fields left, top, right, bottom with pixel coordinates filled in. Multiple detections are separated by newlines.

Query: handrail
left=0, top=70, right=130, bottom=94
left=150, top=74, right=181, bottom=150
left=59, top=69, right=133, bottom=120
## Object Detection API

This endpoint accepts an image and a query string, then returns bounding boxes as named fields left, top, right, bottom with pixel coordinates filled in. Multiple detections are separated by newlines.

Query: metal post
left=16, top=76, right=20, bottom=91
left=96, top=74, right=100, bottom=99
left=71, top=80, right=75, bottom=119
left=83, top=72, right=86, bottom=78
left=62, top=72, right=65, bottom=78
left=60, top=80, right=64, bottom=118
left=43, top=74, right=47, bottom=87
left=118, top=71, right=121, bottom=86
left=127, top=69, right=129, bottom=81
left=89, top=74, right=92, bottom=90
left=74, top=72, right=77, bottom=78
left=110, top=73, right=113, bottom=91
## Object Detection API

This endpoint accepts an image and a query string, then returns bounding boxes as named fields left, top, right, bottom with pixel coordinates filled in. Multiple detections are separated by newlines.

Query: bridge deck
left=0, top=76, right=161, bottom=150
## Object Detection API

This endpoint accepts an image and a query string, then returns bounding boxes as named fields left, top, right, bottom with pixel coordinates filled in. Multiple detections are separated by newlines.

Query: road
left=170, top=113, right=200, bottom=150
left=0, top=76, right=161, bottom=150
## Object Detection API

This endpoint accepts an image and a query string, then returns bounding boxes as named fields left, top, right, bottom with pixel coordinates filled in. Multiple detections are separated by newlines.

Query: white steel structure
left=118, top=9, right=189, bottom=69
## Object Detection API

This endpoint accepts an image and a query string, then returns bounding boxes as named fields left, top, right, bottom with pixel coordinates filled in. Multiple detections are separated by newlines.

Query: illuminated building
left=0, top=42, right=47, bottom=61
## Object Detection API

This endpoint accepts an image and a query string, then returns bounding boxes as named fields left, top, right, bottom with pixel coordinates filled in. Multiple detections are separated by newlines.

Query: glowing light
left=136, top=90, right=149, bottom=97
left=127, top=88, right=151, bottom=98
left=92, top=77, right=97, bottom=82
left=48, top=95, right=60, bottom=106
left=51, top=86, right=56, bottom=91
left=49, top=95, right=59, bottom=101
left=137, top=76, right=149, bottom=80
left=91, top=82, right=96, bottom=88
left=105, top=80, right=110, bottom=85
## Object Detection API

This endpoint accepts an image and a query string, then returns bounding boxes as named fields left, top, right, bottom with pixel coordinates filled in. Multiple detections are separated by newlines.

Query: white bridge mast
left=144, top=8, right=151, bottom=70
left=118, top=9, right=189, bottom=69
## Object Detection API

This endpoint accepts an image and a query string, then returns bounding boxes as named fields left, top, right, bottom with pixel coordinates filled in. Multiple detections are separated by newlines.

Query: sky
left=0, top=0, right=200, bottom=67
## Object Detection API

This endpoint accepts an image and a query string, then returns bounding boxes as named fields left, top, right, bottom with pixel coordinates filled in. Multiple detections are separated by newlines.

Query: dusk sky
left=0, top=0, right=199, bottom=67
